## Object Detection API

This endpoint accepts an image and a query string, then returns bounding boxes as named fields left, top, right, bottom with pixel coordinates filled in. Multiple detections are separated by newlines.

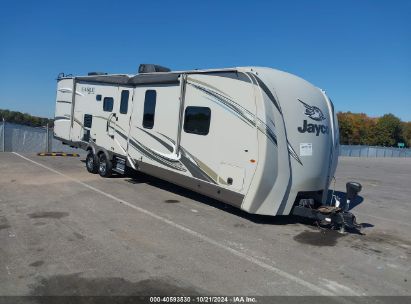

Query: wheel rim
left=99, top=156, right=106, bottom=174
left=87, top=155, right=94, bottom=169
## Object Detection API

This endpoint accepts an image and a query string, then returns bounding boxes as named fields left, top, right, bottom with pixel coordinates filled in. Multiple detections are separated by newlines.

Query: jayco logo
left=298, top=120, right=329, bottom=136
left=297, top=99, right=328, bottom=136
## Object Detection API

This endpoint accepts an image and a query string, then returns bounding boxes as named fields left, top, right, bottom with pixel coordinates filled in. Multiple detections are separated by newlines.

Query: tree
left=337, top=112, right=354, bottom=144
left=373, top=114, right=403, bottom=147
left=337, top=112, right=409, bottom=147
left=401, top=122, right=411, bottom=147
left=337, top=112, right=376, bottom=145
left=0, top=109, right=54, bottom=128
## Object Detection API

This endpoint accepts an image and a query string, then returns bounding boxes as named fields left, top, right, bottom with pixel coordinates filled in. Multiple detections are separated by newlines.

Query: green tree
left=373, top=114, right=403, bottom=146
left=401, top=122, right=411, bottom=147
left=337, top=112, right=354, bottom=144
left=0, top=109, right=53, bottom=128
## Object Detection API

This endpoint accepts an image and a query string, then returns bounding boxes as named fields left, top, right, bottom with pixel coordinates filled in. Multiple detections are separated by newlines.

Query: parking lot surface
left=0, top=153, right=410, bottom=297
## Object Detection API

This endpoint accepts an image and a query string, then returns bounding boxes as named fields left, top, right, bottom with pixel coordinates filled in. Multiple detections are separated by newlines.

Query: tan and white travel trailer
left=54, top=64, right=361, bottom=230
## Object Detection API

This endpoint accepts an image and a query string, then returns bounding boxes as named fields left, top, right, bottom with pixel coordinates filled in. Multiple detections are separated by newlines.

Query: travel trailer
left=54, top=64, right=361, bottom=231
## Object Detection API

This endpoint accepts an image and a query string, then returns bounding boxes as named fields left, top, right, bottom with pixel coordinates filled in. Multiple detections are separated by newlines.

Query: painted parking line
left=354, top=211, right=411, bottom=228
left=13, top=152, right=352, bottom=296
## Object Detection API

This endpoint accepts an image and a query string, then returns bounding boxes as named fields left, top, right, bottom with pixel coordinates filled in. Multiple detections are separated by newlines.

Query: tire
left=86, top=151, right=98, bottom=174
left=98, top=153, right=113, bottom=178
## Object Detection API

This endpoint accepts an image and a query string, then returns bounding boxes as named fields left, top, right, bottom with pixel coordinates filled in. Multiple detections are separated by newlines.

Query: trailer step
left=113, top=157, right=126, bottom=174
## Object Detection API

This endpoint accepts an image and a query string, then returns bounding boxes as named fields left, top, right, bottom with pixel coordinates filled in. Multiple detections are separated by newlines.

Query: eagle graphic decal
left=298, top=99, right=326, bottom=121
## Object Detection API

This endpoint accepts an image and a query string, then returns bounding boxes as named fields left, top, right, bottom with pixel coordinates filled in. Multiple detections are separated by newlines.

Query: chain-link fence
left=1, top=121, right=410, bottom=157
left=340, top=145, right=411, bottom=158
left=0, top=121, right=79, bottom=153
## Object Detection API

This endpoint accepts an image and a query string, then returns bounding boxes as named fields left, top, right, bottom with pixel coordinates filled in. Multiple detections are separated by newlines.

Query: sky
left=0, top=0, right=410, bottom=120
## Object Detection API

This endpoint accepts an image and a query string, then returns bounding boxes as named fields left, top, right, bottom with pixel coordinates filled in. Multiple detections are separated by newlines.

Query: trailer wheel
left=98, top=153, right=113, bottom=178
left=86, top=151, right=98, bottom=174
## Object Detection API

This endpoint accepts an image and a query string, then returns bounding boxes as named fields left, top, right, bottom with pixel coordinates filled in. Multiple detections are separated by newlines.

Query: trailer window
left=183, top=107, right=211, bottom=135
left=103, top=97, right=114, bottom=112
left=143, top=90, right=156, bottom=129
left=120, top=90, right=129, bottom=114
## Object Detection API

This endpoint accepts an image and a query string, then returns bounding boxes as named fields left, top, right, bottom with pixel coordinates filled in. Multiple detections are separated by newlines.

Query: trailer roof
left=59, top=67, right=241, bottom=86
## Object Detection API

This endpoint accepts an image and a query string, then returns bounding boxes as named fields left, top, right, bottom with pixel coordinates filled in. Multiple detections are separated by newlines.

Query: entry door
left=110, top=88, right=133, bottom=156
left=180, top=73, right=258, bottom=191
left=128, top=84, right=182, bottom=168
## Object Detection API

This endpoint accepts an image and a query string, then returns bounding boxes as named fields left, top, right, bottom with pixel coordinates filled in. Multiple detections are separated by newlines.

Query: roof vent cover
left=88, top=72, right=108, bottom=76
left=138, top=64, right=171, bottom=74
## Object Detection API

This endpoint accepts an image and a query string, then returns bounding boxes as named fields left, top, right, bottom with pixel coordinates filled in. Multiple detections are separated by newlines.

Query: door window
left=143, top=90, right=157, bottom=129
left=120, top=90, right=129, bottom=114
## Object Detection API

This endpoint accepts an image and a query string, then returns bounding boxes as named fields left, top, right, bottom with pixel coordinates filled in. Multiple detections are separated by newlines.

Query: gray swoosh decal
left=188, top=82, right=277, bottom=144
left=136, top=127, right=174, bottom=153
left=115, top=126, right=217, bottom=183
left=157, top=132, right=218, bottom=184
left=188, top=80, right=302, bottom=165
left=54, top=116, right=71, bottom=121
left=93, top=115, right=127, bottom=132
left=246, top=72, right=282, bottom=114
left=113, top=128, right=185, bottom=171
left=287, top=144, right=302, bottom=165
left=188, top=82, right=255, bottom=128
left=109, top=121, right=222, bottom=183
left=130, top=136, right=186, bottom=172
left=73, top=117, right=84, bottom=128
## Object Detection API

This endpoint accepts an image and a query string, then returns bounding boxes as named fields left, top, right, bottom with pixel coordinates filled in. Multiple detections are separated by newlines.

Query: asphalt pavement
left=0, top=153, right=410, bottom=298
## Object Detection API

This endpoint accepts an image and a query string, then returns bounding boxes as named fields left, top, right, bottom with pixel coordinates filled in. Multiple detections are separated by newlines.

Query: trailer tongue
left=291, top=182, right=362, bottom=233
